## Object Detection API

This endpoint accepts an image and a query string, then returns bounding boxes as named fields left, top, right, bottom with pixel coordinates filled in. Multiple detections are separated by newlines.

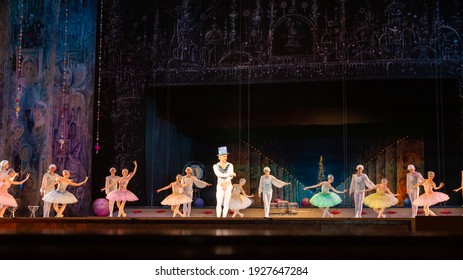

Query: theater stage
left=1, top=206, right=463, bottom=259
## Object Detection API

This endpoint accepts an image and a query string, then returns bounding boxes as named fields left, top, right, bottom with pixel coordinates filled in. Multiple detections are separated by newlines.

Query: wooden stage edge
left=1, top=215, right=463, bottom=259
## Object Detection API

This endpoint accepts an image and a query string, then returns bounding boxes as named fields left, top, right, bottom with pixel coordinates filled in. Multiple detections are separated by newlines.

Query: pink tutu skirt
left=413, top=192, right=449, bottom=207
left=106, top=189, right=138, bottom=202
left=161, top=194, right=192, bottom=206
left=229, top=194, right=252, bottom=210
left=0, top=193, right=18, bottom=207
left=364, top=193, right=398, bottom=209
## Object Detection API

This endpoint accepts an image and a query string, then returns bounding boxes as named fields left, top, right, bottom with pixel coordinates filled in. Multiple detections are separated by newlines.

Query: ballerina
left=303, top=174, right=346, bottom=218
left=157, top=174, right=192, bottom=217
left=258, top=167, right=290, bottom=218
left=453, top=171, right=463, bottom=216
left=408, top=171, right=449, bottom=216
left=42, top=170, right=88, bottom=217
left=229, top=178, right=254, bottom=218
left=100, top=167, right=121, bottom=217
left=0, top=169, right=30, bottom=217
left=361, top=178, right=398, bottom=218
left=106, top=161, right=138, bottom=217
left=181, top=166, right=212, bottom=217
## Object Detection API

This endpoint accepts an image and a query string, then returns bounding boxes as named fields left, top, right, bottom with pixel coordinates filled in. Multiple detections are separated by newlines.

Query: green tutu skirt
left=310, top=192, right=342, bottom=208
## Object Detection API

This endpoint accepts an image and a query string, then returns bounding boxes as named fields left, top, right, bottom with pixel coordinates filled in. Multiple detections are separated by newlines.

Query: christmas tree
left=317, top=155, right=325, bottom=183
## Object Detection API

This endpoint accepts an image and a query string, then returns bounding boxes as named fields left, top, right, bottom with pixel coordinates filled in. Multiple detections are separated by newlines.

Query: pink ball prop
left=301, top=198, right=311, bottom=207
left=92, top=198, right=110, bottom=217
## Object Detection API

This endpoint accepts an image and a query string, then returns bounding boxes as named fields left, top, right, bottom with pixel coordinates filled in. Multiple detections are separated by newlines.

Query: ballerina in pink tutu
left=408, top=171, right=449, bottom=216
left=0, top=169, right=30, bottom=217
left=229, top=178, right=254, bottom=218
left=42, top=170, right=88, bottom=217
left=156, top=174, right=192, bottom=217
left=106, top=161, right=138, bottom=217
left=361, top=178, right=398, bottom=218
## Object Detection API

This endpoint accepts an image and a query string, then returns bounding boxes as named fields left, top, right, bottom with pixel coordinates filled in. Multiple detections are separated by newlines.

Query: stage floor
left=120, top=205, right=463, bottom=218
left=1, top=206, right=463, bottom=259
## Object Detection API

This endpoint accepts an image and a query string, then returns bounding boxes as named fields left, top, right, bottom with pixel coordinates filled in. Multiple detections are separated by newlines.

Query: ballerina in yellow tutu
left=157, top=174, right=192, bottom=217
left=362, top=178, right=398, bottom=218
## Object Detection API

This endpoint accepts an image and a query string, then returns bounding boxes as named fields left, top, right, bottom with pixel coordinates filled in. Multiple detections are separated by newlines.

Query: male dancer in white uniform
left=104, top=167, right=121, bottom=217
left=406, top=164, right=424, bottom=218
left=349, top=164, right=375, bottom=218
left=40, top=164, right=60, bottom=217
left=213, top=146, right=235, bottom=218
left=258, top=167, right=290, bottom=218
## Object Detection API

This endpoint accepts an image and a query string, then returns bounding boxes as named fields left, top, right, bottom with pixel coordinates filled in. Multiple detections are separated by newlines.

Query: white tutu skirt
left=161, top=194, right=192, bottom=206
left=43, top=190, right=78, bottom=204
left=106, top=189, right=138, bottom=202
left=364, top=193, right=398, bottom=209
left=229, top=194, right=252, bottom=210
left=0, top=193, right=18, bottom=207
left=413, top=191, right=449, bottom=207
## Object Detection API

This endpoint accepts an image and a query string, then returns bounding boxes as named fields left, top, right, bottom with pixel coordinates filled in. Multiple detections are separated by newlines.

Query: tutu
left=310, top=192, right=342, bottom=208
left=229, top=194, right=252, bottom=210
left=106, top=189, right=138, bottom=202
left=364, top=192, right=398, bottom=209
left=0, top=193, right=18, bottom=207
left=43, top=190, right=78, bottom=204
left=413, top=192, right=449, bottom=207
left=161, top=194, right=192, bottom=206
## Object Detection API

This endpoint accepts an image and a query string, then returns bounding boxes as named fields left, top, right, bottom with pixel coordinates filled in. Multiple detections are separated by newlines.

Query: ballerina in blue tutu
left=303, top=174, right=347, bottom=218
left=42, top=170, right=88, bottom=217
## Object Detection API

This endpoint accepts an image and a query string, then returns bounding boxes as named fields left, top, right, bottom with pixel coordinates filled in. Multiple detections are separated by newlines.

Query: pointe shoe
left=117, top=212, right=122, bottom=217
left=239, top=213, right=244, bottom=217
left=122, top=212, right=127, bottom=217
left=381, top=214, right=386, bottom=218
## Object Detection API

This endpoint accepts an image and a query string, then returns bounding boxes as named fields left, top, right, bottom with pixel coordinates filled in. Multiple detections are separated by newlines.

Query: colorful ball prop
left=92, top=198, right=109, bottom=216
left=193, top=197, right=204, bottom=207
left=403, top=198, right=411, bottom=207
left=301, top=198, right=311, bottom=207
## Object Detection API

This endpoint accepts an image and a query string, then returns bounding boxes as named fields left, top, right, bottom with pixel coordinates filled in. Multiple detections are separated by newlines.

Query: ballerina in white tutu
left=42, top=170, right=88, bottom=217
left=361, top=178, right=398, bottom=218
left=0, top=169, right=30, bottom=217
left=303, top=174, right=346, bottom=218
left=408, top=171, right=449, bottom=216
left=157, top=174, right=192, bottom=217
left=229, top=178, right=254, bottom=218
left=106, top=161, right=138, bottom=217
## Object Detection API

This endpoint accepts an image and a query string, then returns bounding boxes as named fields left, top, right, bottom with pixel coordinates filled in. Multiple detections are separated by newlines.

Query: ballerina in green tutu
left=303, top=174, right=347, bottom=218
left=362, top=178, right=398, bottom=218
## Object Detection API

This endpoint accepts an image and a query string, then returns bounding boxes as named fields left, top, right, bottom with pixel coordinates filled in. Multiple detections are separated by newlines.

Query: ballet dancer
left=181, top=166, right=211, bottom=217
left=408, top=171, right=449, bottom=216
left=42, top=170, right=88, bottom=217
left=213, top=146, right=236, bottom=218
left=157, top=174, right=192, bottom=217
left=258, top=166, right=290, bottom=218
left=349, top=164, right=375, bottom=218
left=229, top=178, right=254, bottom=218
left=362, top=178, right=398, bottom=218
left=406, top=164, right=425, bottom=218
left=40, top=164, right=61, bottom=217
left=0, top=169, right=30, bottom=217
left=303, top=174, right=346, bottom=218
left=100, top=167, right=121, bottom=217
left=106, top=161, right=138, bottom=217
